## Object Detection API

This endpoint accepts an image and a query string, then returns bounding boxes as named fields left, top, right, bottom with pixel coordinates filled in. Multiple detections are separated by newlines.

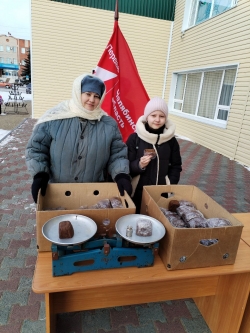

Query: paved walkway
left=0, top=118, right=249, bottom=333
left=0, top=100, right=32, bottom=131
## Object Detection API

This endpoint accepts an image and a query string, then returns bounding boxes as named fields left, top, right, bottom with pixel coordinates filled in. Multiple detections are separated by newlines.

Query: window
left=21, top=47, right=25, bottom=54
left=182, top=0, right=237, bottom=30
left=3, top=69, right=17, bottom=76
left=0, top=45, right=3, bottom=52
left=0, top=57, right=4, bottom=63
left=6, top=46, right=10, bottom=52
left=172, top=66, right=237, bottom=125
left=7, top=58, right=12, bottom=64
left=13, top=58, right=17, bottom=64
left=21, top=59, right=25, bottom=65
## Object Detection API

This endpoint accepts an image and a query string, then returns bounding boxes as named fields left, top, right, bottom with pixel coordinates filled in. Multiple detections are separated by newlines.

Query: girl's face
left=81, top=92, right=100, bottom=111
left=147, top=110, right=166, bottom=129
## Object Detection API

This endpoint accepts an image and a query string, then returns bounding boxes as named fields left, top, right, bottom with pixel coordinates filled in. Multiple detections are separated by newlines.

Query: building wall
left=18, top=39, right=30, bottom=77
left=241, top=85, right=250, bottom=165
left=0, top=35, right=30, bottom=78
left=0, top=35, right=19, bottom=77
left=165, top=0, right=250, bottom=166
left=31, top=0, right=172, bottom=118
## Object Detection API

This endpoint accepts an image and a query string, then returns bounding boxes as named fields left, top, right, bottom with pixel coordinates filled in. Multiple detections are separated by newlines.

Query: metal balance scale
left=42, top=214, right=166, bottom=277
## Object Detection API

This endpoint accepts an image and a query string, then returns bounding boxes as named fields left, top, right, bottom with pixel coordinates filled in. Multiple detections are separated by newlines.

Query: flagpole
left=96, top=0, right=149, bottom=141
left=114, top=0, right=119, bottom=21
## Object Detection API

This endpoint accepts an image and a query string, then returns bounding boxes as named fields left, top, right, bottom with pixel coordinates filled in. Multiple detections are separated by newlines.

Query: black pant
left=133, top=187, right=169, bottom=214
left=132, top=188, right=143, bottom=214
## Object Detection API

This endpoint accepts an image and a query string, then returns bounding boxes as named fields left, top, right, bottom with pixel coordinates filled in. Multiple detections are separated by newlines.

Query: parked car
left=26, top=83, right=32, bottom=94
left=21, top=77, right=30, bottom=85
left=0, top=80, right=11, bottom=89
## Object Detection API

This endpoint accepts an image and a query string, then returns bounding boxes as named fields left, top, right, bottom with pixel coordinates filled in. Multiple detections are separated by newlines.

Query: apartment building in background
left=0, top=34, right=30, bottom=79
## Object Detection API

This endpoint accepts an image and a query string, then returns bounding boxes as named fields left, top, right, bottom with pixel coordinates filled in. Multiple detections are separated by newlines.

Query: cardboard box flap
left=37, top=183, right=133, bottom=210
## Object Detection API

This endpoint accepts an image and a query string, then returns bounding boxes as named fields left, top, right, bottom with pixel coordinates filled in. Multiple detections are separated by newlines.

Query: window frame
left=169, top=64, right=238, bottom=128
left=182, top=0, right=238, bottom=32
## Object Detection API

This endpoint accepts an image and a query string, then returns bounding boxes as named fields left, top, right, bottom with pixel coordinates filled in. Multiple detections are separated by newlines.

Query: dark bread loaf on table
left=59, top=221, right=74, bottom=239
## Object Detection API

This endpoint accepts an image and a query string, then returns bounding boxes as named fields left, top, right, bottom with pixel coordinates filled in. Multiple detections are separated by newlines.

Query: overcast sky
left=0, top=0, right=31, bottom=40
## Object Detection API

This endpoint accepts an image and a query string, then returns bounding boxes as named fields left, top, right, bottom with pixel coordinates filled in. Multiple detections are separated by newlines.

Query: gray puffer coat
left=25, top=116, right=129, bottom=183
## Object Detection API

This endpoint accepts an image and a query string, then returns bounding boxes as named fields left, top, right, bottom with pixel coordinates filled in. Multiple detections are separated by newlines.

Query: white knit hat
left=143, top=97, right=168, bottom=121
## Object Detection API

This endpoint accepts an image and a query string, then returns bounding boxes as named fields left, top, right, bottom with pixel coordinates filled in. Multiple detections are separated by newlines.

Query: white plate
left=42, top=214, right=97, bottom=246
left=115, top=214, right=166, bottom=244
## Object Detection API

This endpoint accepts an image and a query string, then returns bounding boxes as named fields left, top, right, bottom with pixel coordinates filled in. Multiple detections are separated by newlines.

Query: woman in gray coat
left=25, top=74, right=132, bottom=203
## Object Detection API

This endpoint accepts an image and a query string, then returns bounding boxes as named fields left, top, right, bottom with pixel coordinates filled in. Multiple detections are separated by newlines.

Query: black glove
left=31, top=172, right=50, bottom=203
left=115, top=174, right=132, bottom=196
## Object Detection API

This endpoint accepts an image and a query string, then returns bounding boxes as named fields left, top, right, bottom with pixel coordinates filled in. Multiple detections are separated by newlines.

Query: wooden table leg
left=45, top=293, right=56, bottom=333
left=194, top=273, right=250, bottom=333
left=239, top=283, right=250, bottom=333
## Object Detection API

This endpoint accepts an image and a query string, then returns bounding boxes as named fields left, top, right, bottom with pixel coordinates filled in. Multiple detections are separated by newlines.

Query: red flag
left=95, top=20, right=149, bottom=141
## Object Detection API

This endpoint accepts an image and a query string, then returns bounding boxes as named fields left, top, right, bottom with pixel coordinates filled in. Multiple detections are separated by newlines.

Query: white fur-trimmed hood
left=136, top=116, right=176, bottom=145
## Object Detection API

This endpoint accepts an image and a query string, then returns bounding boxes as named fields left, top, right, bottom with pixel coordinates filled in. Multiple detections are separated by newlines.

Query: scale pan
left=115, top=214, right=166, bottom=244
left=42, top=214, right=97, bottom=246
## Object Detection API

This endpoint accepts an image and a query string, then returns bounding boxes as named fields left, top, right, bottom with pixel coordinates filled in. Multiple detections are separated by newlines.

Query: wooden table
left=233, top=213, right=250, bottom=333
left=235, top=213, right=250, bottom=246
left=33, top=232, right=250, bottom=333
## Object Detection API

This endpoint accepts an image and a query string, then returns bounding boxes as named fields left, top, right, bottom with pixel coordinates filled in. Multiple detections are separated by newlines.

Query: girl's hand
left=139, top=155, right=152, bottom=169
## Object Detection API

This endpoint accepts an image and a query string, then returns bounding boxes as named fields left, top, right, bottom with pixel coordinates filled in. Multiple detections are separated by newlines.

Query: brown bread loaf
left=59, top=221, right=74, bottom=239
left=168, top=200, right=180, bottom=212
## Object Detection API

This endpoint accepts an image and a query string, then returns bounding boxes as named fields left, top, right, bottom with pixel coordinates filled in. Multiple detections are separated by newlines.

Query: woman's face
left=81, top=92, right=100, bottom=111
left=147, top=110, right=166, bottom=129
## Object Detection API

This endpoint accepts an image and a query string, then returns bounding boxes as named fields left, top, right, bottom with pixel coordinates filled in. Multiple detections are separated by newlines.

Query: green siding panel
left=51, top=0, right=176, bottom=20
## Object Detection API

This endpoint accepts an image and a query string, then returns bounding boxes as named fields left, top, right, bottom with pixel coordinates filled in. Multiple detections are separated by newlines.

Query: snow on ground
left=0, top=129, right=10, bottom=141
left=176, top=134, right=194, bottom=142
left=0, top=88, right=32, bottom=102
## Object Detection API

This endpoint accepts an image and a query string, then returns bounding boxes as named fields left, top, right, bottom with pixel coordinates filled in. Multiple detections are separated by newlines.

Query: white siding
left=31, top=0, right=171, bottom=118
left=165, top=0, right=250, bottom=166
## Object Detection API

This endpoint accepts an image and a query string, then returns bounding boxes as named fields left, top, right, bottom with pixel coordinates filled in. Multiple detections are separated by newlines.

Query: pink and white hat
left=143, top=97, right=168, bottom=121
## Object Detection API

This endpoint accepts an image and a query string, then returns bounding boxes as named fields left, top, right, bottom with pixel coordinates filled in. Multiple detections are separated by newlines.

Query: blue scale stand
left=51, top=235, right=159, bottom=277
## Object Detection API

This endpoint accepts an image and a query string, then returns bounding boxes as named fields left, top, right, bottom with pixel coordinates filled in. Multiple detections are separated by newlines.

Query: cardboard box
left=141, top=185, right=243, bottom=270
left=36, top=183, right=136, bottom=251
